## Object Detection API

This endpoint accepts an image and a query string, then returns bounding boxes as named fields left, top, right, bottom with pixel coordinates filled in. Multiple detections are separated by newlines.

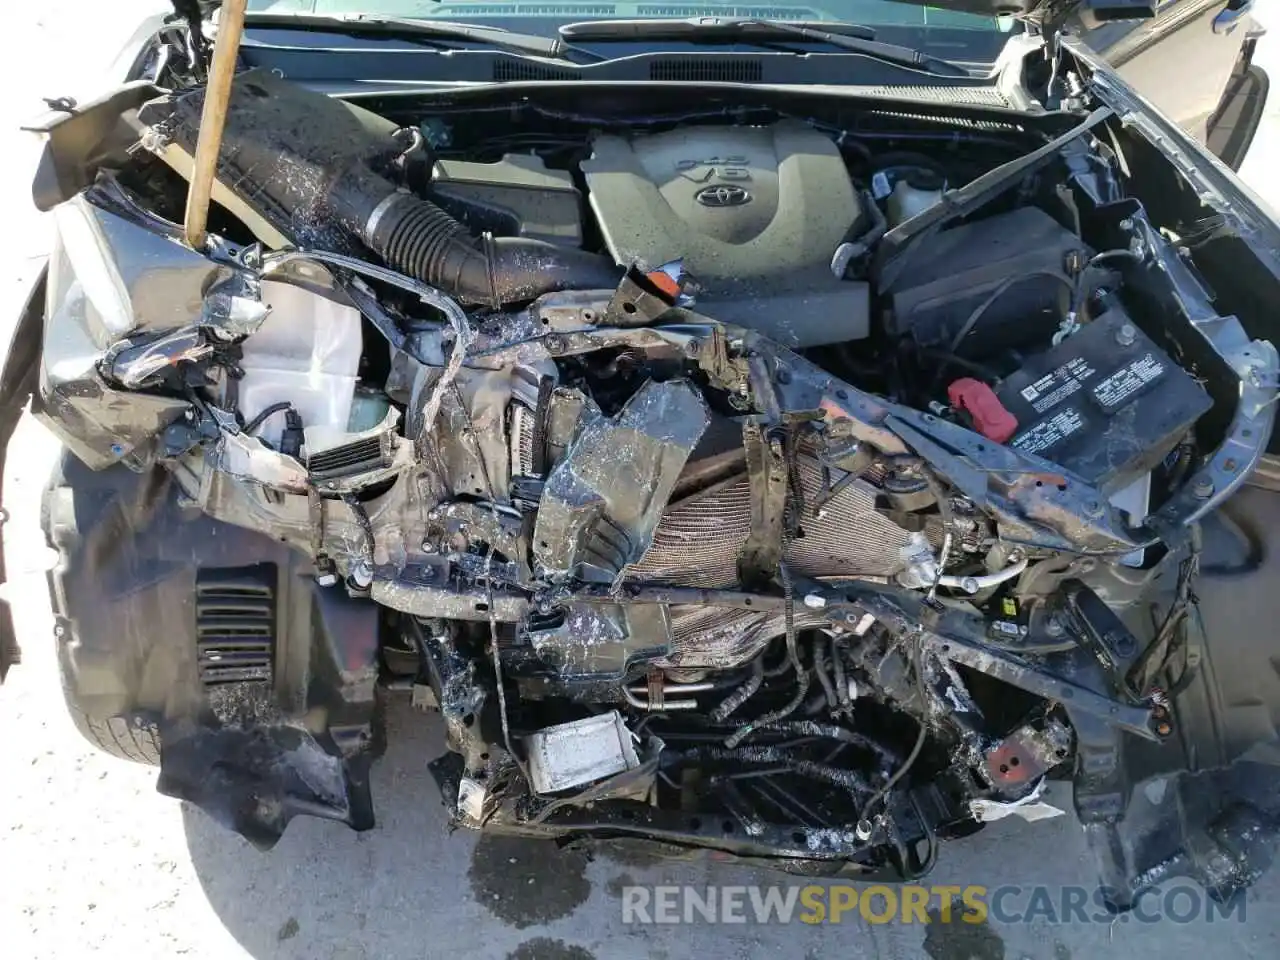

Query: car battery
left=994, top=306, right=1212, bottom=493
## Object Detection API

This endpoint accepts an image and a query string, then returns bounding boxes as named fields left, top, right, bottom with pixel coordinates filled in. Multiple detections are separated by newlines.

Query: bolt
left=1116, top=324, right=1137, bottom=347
left=1086, top=499, right=1103, bottom=517
left=1156, top=720, right=1173, bottom=737
left=421, top=540, right=436, bottom=554
left=1119, top=218, right=1134, bottom=232
left=802, top=593, right=827, bottom=610
left=1045, top=616, right=1065, bottom=639
left=350, top=561, right=373, bottom=589
left=53, top=624, right=65, bottom=639
left=958, top=576, right=980, bottom=595
left=1193, top=479, right=1215, bottom=500
left=854, top=819, right=874, bottom=841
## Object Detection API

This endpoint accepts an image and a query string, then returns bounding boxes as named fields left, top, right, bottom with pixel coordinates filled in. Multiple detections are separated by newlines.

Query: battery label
left=1016, top=357, right=1097, bottom=414
left=1012, top=407, right=1086, bottom=454
left=1091, top=353, right=1165, bottom=412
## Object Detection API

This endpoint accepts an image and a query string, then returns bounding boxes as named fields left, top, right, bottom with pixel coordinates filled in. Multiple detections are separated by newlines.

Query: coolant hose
left=356, top=189, right=621, bottom=308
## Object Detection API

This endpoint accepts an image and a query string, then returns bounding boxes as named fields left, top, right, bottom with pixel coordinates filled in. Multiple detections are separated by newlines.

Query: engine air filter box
left=994, top=307, right=1212, bottom=492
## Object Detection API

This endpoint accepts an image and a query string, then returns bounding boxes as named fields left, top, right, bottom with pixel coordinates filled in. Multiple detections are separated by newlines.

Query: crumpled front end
left=18, top=43, right=1280, bottom=906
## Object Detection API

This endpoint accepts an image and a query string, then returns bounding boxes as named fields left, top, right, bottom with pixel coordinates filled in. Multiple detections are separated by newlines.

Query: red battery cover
left=948, top=378, right=1018, bottom=444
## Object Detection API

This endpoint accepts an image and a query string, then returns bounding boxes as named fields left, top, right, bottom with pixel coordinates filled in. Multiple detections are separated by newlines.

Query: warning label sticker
left=1015, top=357, right=1097, bottom=415
left=1091, top=353, right=1165, bottom=412
left=1012, top=407, right=1086, bottom=455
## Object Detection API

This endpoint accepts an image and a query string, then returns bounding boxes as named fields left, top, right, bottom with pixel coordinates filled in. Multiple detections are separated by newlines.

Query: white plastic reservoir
left=235, top=280, right=363, bottom=447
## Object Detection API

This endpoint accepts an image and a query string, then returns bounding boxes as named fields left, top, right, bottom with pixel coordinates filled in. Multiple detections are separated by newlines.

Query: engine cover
left=582, top=121, right=860, bottom=285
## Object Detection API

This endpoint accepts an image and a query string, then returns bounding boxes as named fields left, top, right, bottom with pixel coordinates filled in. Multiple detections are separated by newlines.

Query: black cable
left=931, top=271, right=1075, bottom=390
left=896, top=793, right=939, bottom=880
left=1127, top=533, right=1201, bottom=698
left=241, top=401, right=292, bottom=436
left=710, top=657, right=765, bottom=722
left=860, top=634, right=930, bottom=819
left=726, top=643, right=811, bottom=749
left=831, top=635, right=851, bottom=711
left=813, top=641, right=839, bottom=709
left=687, top=745, right=873, bottom=798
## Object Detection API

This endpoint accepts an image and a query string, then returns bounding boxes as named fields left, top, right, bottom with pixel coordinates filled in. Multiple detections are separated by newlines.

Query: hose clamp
left=365, top=190, right=407, bottom=240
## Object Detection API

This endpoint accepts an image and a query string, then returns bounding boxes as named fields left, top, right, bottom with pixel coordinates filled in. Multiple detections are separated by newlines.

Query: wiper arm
left=243, top=12, right=593, bottom=63
left=560, top=18, right=969, bottom=77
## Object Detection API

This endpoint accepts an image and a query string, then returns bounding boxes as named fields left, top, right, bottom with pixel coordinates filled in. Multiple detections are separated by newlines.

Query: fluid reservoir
left=233, top=281, right=363, bottom=451
left=886, top=179, right=944, bottom=228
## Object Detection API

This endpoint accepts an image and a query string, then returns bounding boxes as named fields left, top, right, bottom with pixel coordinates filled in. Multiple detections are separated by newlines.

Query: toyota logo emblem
left=695, top=184, right=752, bottom=207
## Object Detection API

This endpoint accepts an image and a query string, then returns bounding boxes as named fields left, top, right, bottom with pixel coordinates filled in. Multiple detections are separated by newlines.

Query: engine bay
left=34, top=64, right=1280, bottom=898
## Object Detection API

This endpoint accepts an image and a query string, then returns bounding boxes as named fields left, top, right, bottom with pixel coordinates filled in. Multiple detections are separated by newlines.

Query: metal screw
left=1116, top=324, right=1137, bottom=347
left=421, top=540, right=436, bottom=554
left=350, top=561, right=373, bottom=589
left=1193, top=479, right=1215, bottom=499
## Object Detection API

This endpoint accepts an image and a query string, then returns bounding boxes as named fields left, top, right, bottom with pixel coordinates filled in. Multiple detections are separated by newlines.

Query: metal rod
left=183, top=0, right=248, bottom=249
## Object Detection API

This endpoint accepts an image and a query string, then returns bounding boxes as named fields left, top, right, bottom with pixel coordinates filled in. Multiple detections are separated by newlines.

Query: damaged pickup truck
left=8, top=0, right=1280, bottom=910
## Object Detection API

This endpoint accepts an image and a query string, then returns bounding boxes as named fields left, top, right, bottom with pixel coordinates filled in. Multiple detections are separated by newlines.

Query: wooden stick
left=182, top=0, right=248, bottom=250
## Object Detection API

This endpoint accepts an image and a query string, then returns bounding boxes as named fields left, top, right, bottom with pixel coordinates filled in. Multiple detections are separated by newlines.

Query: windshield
left=244, top=1, right=1014, bottom=63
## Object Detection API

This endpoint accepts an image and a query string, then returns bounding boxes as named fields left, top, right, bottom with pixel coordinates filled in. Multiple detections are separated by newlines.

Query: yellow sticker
left=1001, top=598, right=1018, bottom=617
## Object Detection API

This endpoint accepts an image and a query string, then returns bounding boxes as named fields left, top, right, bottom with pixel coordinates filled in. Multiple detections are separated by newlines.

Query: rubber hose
left=364, top=191, right=620, bottom=308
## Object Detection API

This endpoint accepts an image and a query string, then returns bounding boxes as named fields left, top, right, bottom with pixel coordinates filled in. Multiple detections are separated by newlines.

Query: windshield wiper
left=242, top=12, right=596, bottom=63
left=559, top=18, right=969, bottom=77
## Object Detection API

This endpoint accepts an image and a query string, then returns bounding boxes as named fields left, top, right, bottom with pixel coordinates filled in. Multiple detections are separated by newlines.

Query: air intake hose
left=334, top=172, right=621, bottom=308
left=144, top=75, right=621, bottom=306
